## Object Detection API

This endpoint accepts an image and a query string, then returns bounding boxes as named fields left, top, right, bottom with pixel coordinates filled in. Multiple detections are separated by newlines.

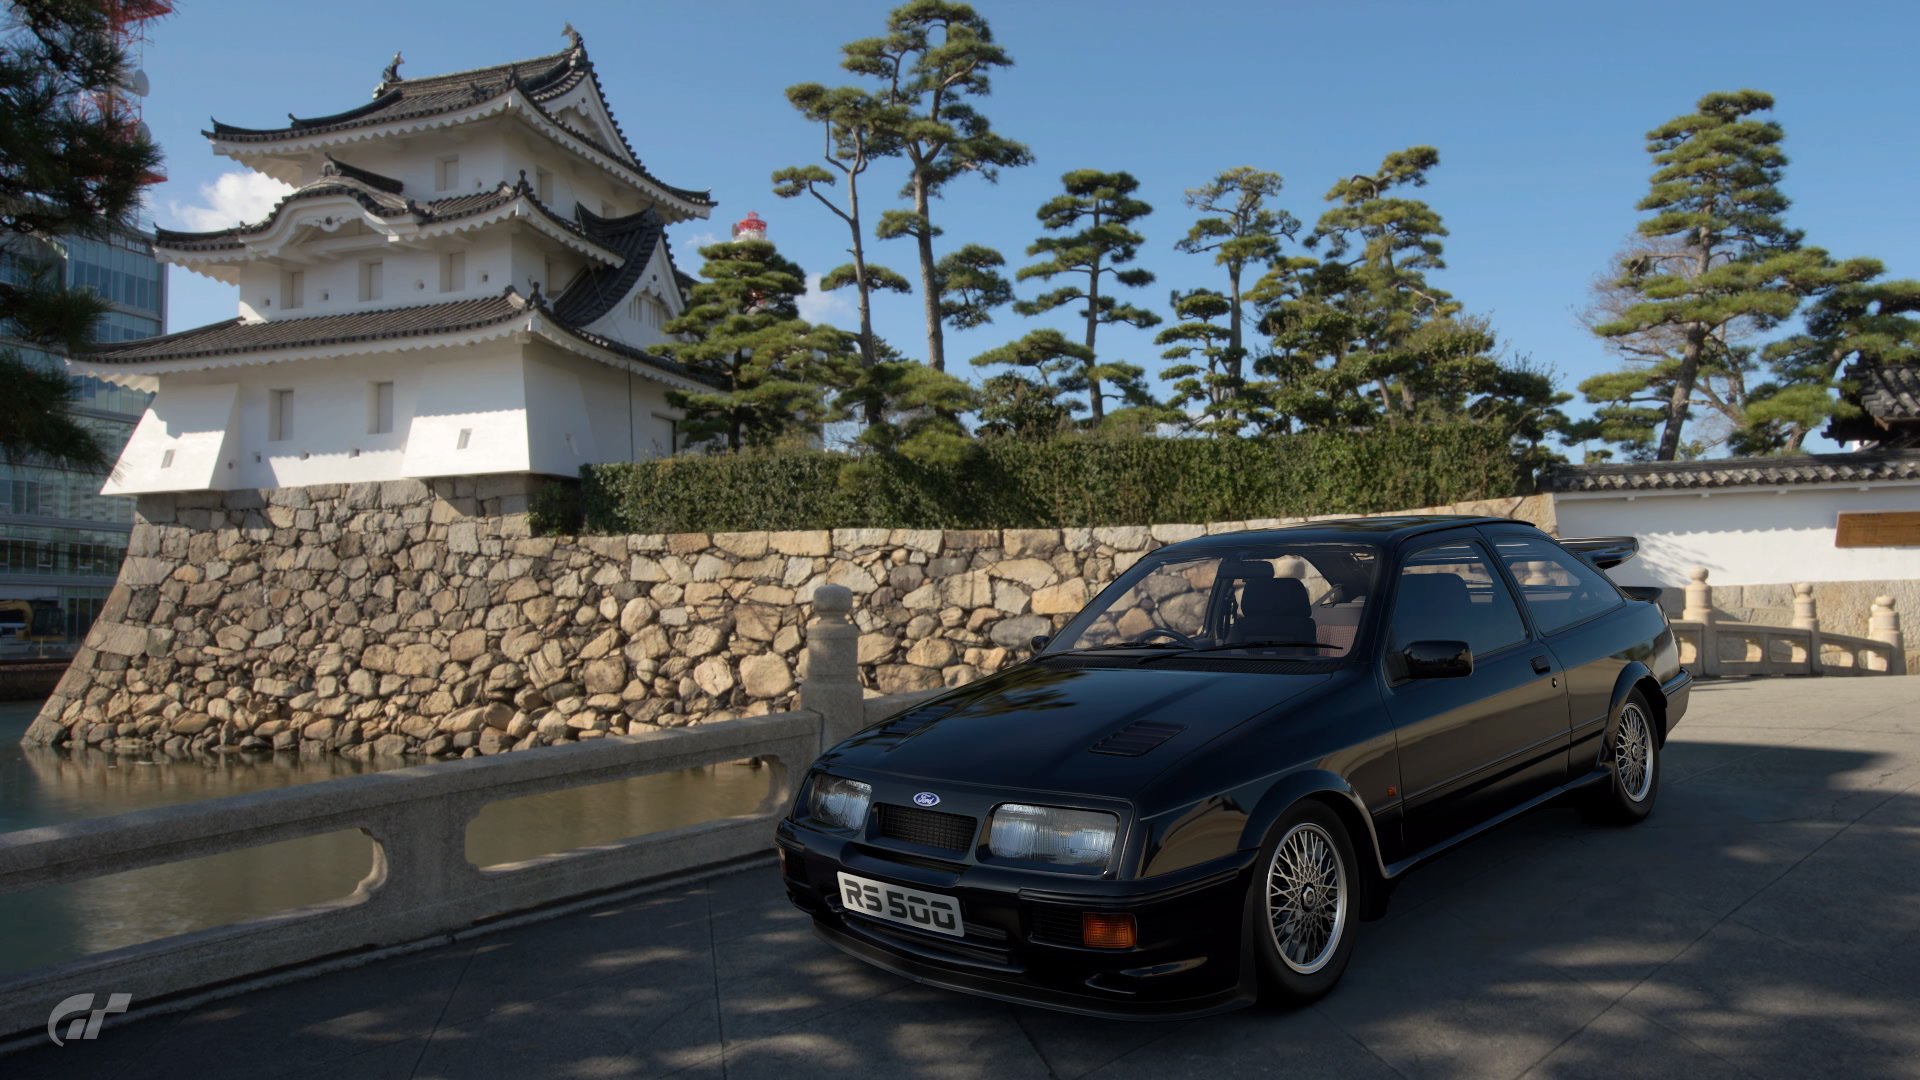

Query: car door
left=1482, top=528, right=1632, bottom=781
left=1383, top=533, right=1572, bottom=855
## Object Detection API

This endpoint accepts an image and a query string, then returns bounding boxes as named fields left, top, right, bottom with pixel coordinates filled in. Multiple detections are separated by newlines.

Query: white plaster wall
left=1554, top=485, right=1920, bottom=587
left=401, top=347, right=533, bottom=479
left=568, top=347, right=681, bottom=463
left=102, top=382, right=239, bottom=495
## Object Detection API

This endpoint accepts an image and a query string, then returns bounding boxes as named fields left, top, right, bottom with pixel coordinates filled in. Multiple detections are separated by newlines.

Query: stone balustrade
left=0, top=584, right=879, bottom=1044
left=1670, top=567, right=1907, bottom=677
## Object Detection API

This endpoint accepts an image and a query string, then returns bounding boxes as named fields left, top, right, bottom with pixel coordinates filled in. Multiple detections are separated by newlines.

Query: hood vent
left=1090, top=720, right=1185, bottom=757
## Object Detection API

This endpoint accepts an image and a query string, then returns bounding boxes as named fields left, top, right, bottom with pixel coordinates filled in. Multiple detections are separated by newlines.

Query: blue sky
left=137, top=0, right=1920, bottom=453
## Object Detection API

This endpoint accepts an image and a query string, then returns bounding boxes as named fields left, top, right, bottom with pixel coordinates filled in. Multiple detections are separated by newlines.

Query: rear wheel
left=1250, top=802, right=1359, bottom=1003
left=1585, top=690, right=1659, bottom=825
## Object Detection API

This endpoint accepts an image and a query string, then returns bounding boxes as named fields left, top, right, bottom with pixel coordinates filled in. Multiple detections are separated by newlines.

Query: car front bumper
left=775, top=819, right=1260, bottom=1020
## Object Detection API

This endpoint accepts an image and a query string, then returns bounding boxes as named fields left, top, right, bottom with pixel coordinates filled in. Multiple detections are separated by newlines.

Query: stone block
left=771, top=530, right=831, bottom=557
left=740, top=653, right=793, bottom=698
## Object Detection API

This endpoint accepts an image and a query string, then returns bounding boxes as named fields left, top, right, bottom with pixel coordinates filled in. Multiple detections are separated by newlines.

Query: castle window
left=281, top=270, right=304, bottom=310
left=535, top=168, right=554, bottom=204
left=436, top=156, right=460, bottom=192
left=359, top=259, right=383, bottom=302
left=269, top=389, right=294, bottom=442
left=440, top=251, right=466, bottom=293
left=629, top=293, right=668, bottom=329
left=368, top=381, right=395, bottom=435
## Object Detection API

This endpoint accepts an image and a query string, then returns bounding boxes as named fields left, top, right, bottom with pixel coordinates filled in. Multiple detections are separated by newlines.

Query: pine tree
left=1157, top=288, right=1262, bottom=436
left=1758, top=273, right=1920, bottom=448
left=934, top=243, right=1012, bottom=330
left=1174, top=167, right=1298, bottom=418
left=970, top=328, right=1087, bottom=437
left=835, top=336, right=977, bottom=463
left=1, top=0, right=163, bottom=469
left=1592, top=91, right=1868, bottom=460
left=661, top=240, right=853, bottom=451
left=773, top=84, right=909, bottom=425
left=1014, top=170, right=1161, bottom=422
left=843, top=0, right=1031, bottom=372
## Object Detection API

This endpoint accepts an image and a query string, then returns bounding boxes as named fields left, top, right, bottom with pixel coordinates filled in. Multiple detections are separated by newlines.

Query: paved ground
left=10, top=676, right=1920, bottom=1080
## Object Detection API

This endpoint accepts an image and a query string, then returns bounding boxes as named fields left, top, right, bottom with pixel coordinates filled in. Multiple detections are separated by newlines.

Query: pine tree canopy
left=662, top=239, right=854, bottom=451
left=839, top=0, right=1030, bottom=372
left=1, top=0, right=164, bottom=471
left=1013, top=170, right=1161, bottom=421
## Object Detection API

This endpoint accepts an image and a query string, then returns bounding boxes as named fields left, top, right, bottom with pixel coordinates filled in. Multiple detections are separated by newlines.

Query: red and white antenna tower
left=97, top=0, right=172, bottom=185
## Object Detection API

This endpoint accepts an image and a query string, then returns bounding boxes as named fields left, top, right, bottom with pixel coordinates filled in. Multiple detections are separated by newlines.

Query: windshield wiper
left=1059, top=634, right=1190, bottom=653
left=1142, top=639, right=1337, bottom=661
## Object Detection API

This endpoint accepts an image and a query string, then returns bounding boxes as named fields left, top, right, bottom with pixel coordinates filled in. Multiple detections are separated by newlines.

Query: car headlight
left=988, top=803, right=1118, bottom=868
left=805, top=774, right=872, bottom=829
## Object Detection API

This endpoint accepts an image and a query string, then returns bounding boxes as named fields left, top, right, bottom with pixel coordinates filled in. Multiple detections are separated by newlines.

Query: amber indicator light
left=1081, top=912, right=1137, bottom=949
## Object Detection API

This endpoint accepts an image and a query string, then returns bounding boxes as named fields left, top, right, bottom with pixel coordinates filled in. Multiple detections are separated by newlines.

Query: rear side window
left=1492, top=536, right=1623, bottom=634
left=1390, top=541, right=1528, bottom=657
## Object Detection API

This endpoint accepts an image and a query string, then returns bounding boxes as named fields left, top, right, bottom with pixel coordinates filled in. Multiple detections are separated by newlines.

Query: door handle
left=1530, top=655, right=1552, bottom=675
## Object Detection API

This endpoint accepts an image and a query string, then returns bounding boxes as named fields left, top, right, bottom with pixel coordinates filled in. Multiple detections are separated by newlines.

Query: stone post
left=1868, top=596, right=1906, bottom=676
left=1792, top=583, right=1822, bottom=674
left=802, top=584, right=865, bottom=749
left=1682, top=567, right=1715, bottom=623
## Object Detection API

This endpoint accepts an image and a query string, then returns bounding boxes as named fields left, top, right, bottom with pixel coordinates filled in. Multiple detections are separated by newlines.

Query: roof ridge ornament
left=563, top=23, right=584, bottom=61
left=374, top=51, right=403, bottom=98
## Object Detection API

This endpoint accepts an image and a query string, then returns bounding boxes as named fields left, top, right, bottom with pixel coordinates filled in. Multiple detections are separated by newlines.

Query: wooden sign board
left=1835, top=510, right=1920, bottom=548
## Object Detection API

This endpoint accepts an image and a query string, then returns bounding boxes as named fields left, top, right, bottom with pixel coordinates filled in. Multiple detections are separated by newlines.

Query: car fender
left=1593, top=660, right=1657, bottom=769
left=1238, top=767, right=1392, bottom=883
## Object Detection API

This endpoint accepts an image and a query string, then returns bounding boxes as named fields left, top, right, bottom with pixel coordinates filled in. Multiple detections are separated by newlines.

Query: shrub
left=575, top=425, right=1525, bottom=535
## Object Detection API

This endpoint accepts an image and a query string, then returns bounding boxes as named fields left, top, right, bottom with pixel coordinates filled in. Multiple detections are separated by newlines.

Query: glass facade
left=0, top=228, right=163, bottom=646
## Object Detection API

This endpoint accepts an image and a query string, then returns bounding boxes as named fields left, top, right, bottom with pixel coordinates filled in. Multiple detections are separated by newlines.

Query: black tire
left=1584, top=689, right=1660, bottom=825
left=1248, top=801, right=1360, bottom=1004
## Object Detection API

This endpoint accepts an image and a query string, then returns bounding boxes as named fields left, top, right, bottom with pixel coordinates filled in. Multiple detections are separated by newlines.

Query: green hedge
left=576, top=425, right=1526, bottom=534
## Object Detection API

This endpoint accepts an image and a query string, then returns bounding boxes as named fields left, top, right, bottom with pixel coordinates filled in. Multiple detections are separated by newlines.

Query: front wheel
left=1250, top=802, right=1359, bottom=1003
left=1585, top=690, right=1660, bottom=825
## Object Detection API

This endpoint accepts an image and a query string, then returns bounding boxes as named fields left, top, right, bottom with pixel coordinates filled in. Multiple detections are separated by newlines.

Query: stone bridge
left=5, top=676, right=1917, bottom=1079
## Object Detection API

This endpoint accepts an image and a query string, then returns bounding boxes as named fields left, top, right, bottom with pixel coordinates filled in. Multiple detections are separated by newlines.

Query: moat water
left=0, top=698, right=773, bottom=976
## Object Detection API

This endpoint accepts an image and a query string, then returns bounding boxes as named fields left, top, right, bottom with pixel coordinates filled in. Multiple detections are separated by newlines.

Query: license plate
left=835, top=871, right=964, bottom=937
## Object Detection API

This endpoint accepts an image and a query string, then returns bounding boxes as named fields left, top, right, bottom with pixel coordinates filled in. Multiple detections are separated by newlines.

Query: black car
left=775, top=516, right=1691, bottom=1018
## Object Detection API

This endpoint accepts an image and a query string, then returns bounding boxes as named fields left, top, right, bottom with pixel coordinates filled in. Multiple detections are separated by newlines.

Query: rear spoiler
left=1558, top=536, right=1639, bottom=570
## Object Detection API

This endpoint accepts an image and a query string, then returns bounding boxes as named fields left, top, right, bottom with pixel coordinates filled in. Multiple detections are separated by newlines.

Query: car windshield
left=1044, top=542, right=1382, bottom=660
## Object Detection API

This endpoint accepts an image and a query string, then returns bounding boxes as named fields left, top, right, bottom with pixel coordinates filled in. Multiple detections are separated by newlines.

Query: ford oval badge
left=912, top=791, right=941, bottom=808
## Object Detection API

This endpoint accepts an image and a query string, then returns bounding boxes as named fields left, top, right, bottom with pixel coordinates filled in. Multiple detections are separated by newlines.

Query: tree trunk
left=1084, top=243, right=1103, bottom=424
left=1657, top=324, right=1706, bottom=461
left=1225, top=263, right=1243, bottom=431
left=912, top=176, right=945, bottom=372
left=846, top=173, right=883, bottom=426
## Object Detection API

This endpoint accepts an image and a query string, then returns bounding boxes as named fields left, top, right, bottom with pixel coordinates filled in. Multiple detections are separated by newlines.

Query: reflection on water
left=0, top=699, right=776, bottom=976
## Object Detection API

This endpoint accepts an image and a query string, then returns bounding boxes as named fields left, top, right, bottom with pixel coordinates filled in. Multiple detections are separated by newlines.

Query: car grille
left=1028, top=905, right=1083, bottom=945
left=874, top=803, right=977, bottom=852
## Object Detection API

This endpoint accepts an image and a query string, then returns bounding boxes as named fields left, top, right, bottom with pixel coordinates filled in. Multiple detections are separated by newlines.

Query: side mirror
left=1403, top=640, right=1473, bottom=679
left=1029, top=634, right=1052, bottom=652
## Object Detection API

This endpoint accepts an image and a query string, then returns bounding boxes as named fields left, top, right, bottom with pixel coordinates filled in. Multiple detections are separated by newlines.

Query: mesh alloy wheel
left=1265, top=821, right=1349, bottom=975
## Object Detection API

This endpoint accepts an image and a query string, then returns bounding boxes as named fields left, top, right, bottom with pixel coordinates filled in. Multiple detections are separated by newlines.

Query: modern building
left=72, top=30, right=715, bottom=495
left=0, top=228, right=165, bottom=641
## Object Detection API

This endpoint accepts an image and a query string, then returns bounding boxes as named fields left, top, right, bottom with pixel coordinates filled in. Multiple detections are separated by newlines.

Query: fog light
left=1081, top=912, right=1136, bottom=949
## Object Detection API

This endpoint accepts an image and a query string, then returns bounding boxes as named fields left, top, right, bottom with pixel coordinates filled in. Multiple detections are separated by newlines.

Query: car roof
left=1157, top=515, right=1538, bottom=553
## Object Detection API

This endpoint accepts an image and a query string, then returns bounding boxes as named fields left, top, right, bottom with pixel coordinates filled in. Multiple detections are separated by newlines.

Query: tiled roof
left=1544, top=449, right=1920, bottom=493
left=204, top=39, right=713, bottom=210
left=76, top=288, right=717, bottom=389
left=80, top=294, right=534, bottom=363
left=154, top=168, right=614, bottom=259
left=1858, top=364, right=1920, bottom=423
left=550, top=207, right=666, bottom=324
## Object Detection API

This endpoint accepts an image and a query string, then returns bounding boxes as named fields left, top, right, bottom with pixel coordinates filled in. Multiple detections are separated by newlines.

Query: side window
left=1391, top=541, right=1527, bottom=657
left=1491, top=536, right=1623, bottom=634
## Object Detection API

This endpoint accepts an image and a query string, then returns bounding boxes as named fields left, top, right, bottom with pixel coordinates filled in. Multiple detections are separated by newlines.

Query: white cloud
left=165, top=170, right=295, bottom=232
left=796, top=272, right=852, bottom=325
left=684, top=231, right=721, bottom=249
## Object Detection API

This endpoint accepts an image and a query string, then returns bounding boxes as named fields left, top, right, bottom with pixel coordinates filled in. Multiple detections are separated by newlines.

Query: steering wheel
left=1134, top=626, right=1197, bottom=649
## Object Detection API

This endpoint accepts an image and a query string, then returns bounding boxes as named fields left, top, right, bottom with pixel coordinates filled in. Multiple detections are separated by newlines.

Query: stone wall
left=25, top=484, right=1551, bottom=759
